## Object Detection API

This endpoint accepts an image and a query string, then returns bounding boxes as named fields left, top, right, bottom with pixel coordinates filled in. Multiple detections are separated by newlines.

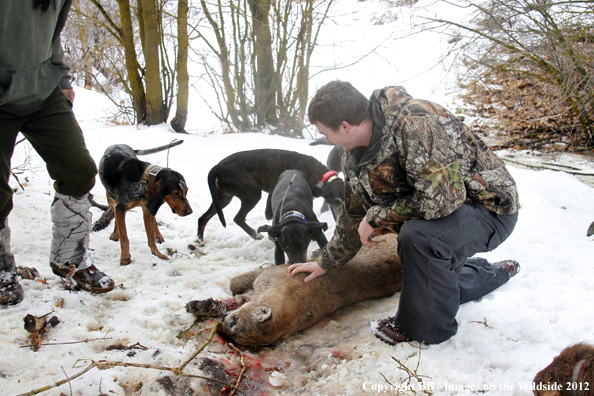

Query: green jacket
left=317, top=86, right=520, bottom=269
left=0, top=0, right=73, bottom=118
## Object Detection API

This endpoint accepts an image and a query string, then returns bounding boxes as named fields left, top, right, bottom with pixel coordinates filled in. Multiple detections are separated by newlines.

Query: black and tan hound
left=96, top=142, right=192, bottom=265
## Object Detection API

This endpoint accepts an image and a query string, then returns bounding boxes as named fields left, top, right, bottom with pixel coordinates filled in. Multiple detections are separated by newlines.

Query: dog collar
left=317, top=170, right=338, bottom=188
left=281, top=211, right=308, bottom=223
left=142, top=165, right=163, bottom=193
left=571, top=359, right=586, bottom=396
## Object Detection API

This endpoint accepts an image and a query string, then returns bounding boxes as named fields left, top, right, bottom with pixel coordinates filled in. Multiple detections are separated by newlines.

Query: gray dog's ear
left=307, top=222, right=328, bottom=232
left=257, top=224, right=271, bottom=233
left=258, top=224, right=281, bottom=241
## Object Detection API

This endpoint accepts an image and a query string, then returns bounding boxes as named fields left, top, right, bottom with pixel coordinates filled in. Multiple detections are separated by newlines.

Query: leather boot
left=371, top=317, right=412, bottom=345
left=493, top=259, right=521, bottom=278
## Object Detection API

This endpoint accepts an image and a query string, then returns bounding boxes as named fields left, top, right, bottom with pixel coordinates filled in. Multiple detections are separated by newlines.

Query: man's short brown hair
left=307, top=81, right=370, bottom=131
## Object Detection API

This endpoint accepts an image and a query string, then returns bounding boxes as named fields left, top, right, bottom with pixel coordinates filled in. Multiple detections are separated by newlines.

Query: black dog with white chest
left=258, top=170, right=328, bottom=265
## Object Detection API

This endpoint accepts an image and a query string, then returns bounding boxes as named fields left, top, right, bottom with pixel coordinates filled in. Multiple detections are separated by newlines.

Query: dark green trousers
left=0, top=87, right=97, bottom=219
left=395, top=203, right=518, bottom=344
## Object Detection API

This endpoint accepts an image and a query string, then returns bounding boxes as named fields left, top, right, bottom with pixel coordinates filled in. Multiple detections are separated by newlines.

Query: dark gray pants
left=0, top=87, right=97, bottom=220
left=394, top=203, right=518, bottom=344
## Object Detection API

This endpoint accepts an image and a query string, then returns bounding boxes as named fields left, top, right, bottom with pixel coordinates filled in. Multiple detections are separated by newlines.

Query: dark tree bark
left=140, top=0, right=165, bottom=125
left=171, top=0, right=189, bottom=133
left=249, top=0, right=278, bottom=126
left=117, top=0, right=146, bottom=123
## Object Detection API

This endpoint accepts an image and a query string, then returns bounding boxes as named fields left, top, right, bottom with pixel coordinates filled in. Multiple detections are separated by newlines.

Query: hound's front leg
left=143, top=207, right=169, bottom=261
left=107, top=196, right=120, bottom=242
left=154, top=216, right=165, bottom=244
left=114, top=206, right=132, bottom=265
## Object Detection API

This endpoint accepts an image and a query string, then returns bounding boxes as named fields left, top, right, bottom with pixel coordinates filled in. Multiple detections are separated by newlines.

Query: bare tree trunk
left=272, top=0, right=332, bottom=137
left=140, top=0, right=165, bottom=125
left=249, top=0, right=277, bottom=127
left=200, top=0, right=248, bottom=130
left=194, top=0, right=333, bottom=134
left=296, top=0, right=315, bottom=132
left=171, top=0, right=189, bottom=133
left=233, top=0, right=251, bottom=126
left=72, top=0, right=93, bottom=89
left=117, top=0, right=146, bottom=123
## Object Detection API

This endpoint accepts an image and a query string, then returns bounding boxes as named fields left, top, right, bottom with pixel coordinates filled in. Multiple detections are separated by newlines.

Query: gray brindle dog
left=258, top=170, right=328, bottom=265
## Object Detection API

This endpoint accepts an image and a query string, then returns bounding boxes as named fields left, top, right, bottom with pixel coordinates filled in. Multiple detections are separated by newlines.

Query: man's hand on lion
left=288, top=262, right=326, bottom=283
left=359, top=217, right=378, bottom=247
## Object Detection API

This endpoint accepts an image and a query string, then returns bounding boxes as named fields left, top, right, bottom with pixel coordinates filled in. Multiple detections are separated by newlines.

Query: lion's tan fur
left=219, top=234, right=402, bottom=347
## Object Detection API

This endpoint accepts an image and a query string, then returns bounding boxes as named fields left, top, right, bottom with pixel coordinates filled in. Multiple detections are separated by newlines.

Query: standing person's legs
left=7, top=87, right=114, bottom=293
left=393, top=204, right=517, bottom=344
left=0, top=117, right=24, bottom=221
left=0, top=115, right=28, bottom=304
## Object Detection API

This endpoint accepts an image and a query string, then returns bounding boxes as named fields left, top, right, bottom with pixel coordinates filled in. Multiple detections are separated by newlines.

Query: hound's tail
left=207, top=166, right=226, bottom=227
left=134, top=139, right=184, bottom=156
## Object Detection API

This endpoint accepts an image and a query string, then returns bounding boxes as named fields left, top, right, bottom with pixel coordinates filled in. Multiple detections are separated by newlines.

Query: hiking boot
left=0, top=272, right=24, bottom=305
left=371, top=317, right=412, bottom=345
left=50, top=263, right=115, bottom=293
left=493, top=259, right=520, bottom=278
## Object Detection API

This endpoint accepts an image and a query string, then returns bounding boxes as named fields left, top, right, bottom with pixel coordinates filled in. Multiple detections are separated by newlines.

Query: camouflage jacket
left=316, top=86, right=519, bottom=269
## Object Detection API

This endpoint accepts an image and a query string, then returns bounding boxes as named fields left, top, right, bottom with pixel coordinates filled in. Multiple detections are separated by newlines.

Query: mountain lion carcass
left=186, top=234, right=402, bottom=348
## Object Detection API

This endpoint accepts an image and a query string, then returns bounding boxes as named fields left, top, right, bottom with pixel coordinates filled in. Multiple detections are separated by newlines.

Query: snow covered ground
left=2, top=1, right=594, bottom=395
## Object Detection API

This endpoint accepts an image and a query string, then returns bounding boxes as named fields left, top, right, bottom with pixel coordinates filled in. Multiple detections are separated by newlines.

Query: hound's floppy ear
left=310, top=184, right=323, bottom=197
left=147, top=190, right=165, bottom=216
left=309, top=222, right=329, bottom=248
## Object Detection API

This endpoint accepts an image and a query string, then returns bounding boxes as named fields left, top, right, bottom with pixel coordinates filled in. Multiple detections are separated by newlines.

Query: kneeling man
left=289, top=81, right=520, bottom=345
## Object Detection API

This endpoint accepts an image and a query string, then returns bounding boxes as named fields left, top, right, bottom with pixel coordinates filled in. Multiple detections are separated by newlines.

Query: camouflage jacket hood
left=317, top=86, right=519, bottom=269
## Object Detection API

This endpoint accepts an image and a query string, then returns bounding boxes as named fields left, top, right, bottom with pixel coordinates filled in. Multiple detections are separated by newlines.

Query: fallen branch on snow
left=501, top=158, right=594, bottom=177
left=15, top=322, right=246, bottom=396
left=380, top=343, right=433, bottom=396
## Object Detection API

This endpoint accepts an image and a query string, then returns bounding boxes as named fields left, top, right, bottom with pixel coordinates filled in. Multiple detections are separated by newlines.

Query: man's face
left=315, top=121, right=351, bottom=150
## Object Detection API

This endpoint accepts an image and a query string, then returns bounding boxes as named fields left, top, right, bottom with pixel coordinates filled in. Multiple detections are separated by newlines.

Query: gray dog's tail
left=207, top=165, right=226, bottom=227
left=134, top=139, right=184, bottom=155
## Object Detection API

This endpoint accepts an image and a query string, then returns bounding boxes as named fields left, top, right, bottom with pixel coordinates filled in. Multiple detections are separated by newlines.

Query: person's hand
left=358, top=217, right=378, bottom=247
left=288, top=262, right=326, bottom=283
left=62, top=88, right=75, bottom=104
